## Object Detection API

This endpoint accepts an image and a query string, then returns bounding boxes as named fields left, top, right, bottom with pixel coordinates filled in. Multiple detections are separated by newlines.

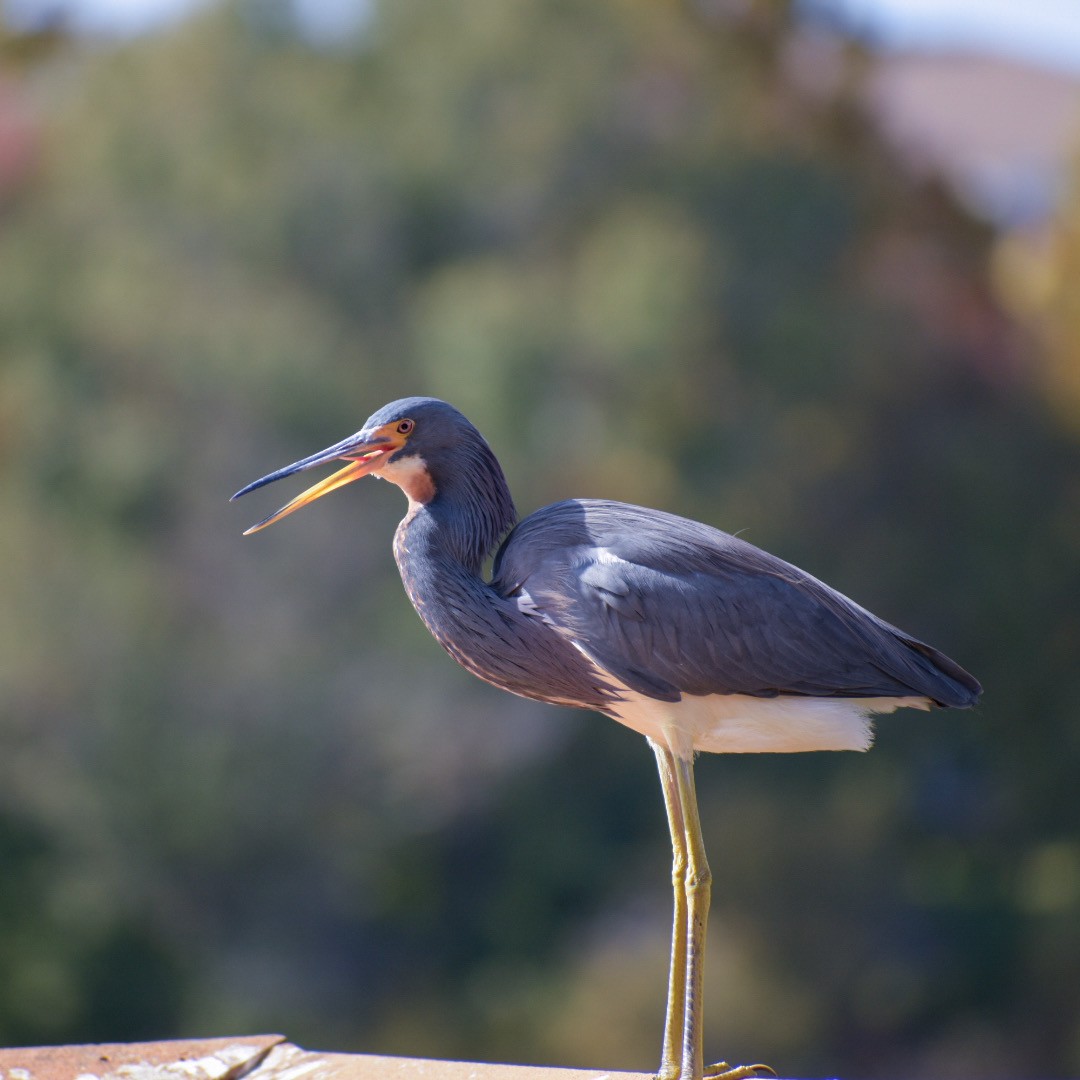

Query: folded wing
left=492, top=500, right=980, bottom=708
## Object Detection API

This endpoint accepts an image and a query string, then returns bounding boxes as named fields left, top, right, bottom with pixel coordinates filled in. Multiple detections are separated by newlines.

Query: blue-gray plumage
left=233, top=395, right=980, bottom=1080
left=493, top=499, right=977, bottom=707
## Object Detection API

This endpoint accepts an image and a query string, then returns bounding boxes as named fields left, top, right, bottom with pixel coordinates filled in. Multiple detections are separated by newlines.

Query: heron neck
left=395, top=447, right=517, bottom=577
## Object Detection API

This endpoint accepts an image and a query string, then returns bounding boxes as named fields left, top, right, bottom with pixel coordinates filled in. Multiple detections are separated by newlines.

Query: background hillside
left=1, top=2, right=1079, bottom=1077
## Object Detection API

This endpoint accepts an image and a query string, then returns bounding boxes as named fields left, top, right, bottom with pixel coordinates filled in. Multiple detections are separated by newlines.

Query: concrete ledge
left=0, top=1035, right=651, bottom=1080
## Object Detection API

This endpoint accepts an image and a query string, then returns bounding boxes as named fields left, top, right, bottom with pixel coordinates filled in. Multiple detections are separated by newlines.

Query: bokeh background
left=1, top=0, right=1079, bottom=1076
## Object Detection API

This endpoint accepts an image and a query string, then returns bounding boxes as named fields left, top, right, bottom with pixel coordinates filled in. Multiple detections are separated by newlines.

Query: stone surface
left=0, top=1038, right=650, bottom=1080
left=0, top=1035, right=286, bottom=1080
left=256, top=1042, right=648, bottom=1078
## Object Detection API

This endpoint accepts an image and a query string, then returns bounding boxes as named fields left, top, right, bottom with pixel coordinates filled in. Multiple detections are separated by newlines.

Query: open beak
left=231, top=425, right=403, bottom=535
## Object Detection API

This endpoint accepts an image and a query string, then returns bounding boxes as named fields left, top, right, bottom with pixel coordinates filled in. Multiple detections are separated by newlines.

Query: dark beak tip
left=230, top=467, right=296, bottom=502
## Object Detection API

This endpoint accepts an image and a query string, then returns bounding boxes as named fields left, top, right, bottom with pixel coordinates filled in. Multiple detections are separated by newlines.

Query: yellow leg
left=650, top=740, right=775, bottom=1080
left=651, top=740, right=688, bottom=1080
left=674, top=752, right=710, bottom=1080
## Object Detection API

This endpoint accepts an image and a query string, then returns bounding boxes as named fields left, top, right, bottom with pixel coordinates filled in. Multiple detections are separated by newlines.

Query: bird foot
left=702, top=1062, right=776, bottom=1080
left=656, top=1063, right=775, bottom=1080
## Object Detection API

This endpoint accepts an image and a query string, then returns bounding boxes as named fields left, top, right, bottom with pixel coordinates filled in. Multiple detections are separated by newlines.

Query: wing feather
left=493, top=499, right=980, bottom=707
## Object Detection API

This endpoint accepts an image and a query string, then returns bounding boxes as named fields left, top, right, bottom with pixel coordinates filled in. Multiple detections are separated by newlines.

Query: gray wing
left=492, top=500, right=980, bottom=708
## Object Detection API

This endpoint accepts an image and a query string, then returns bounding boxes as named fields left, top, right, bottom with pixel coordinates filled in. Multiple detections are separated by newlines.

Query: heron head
left=231, top=397, right=483, bottom=534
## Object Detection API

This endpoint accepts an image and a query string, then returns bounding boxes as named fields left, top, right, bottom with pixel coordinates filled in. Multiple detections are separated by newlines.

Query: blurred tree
left=996, top=161, right=1080, bottom=432
left=0, top=0, right=1078, bottom=1075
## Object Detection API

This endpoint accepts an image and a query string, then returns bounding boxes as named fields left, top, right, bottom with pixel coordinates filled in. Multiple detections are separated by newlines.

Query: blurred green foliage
left=1, top=1, right=1079, bottom=1076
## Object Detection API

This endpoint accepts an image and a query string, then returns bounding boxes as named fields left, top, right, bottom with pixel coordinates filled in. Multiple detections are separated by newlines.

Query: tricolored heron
left=233, top=396, right=980, bottom=1080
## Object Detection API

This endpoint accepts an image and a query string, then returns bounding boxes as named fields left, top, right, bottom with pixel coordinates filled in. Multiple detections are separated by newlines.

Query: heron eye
left=396, top=419, right=415, bottom=435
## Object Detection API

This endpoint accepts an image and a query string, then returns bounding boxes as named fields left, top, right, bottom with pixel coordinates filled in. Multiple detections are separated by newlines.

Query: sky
left=5, top=0, right=1080, bottom=72
left=2, top=0, right=369, bottom=41
left=815, top=0, right=1080, bottom=73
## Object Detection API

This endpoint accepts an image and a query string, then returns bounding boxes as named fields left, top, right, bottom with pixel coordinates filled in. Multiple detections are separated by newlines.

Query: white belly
left=607, top=687, right=931, bottom=760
